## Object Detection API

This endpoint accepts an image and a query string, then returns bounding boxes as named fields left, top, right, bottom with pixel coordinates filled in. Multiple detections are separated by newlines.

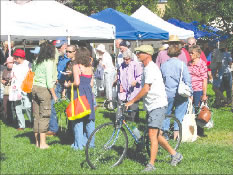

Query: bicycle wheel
left=163, top=115, right=182, bottom=151
left=85, top=122, right=128, bottom=169
left=145, top=115, right=182, bottom=157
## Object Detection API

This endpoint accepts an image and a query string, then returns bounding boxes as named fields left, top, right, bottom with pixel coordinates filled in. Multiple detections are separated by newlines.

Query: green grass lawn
left=1, top=84, right=233, bottom=174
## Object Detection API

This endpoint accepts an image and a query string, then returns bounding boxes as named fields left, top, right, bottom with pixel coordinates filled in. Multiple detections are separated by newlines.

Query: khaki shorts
left=32, top=85, right=51, bottom=133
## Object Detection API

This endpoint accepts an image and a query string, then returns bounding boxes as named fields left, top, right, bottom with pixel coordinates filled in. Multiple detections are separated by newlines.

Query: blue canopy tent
left=167, top=18, right=226, bottom=40
left=91, top=8, right=168, bottom=40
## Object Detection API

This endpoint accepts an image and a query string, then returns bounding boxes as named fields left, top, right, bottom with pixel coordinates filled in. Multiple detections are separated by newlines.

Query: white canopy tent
left=131, top=5, right=194, bottom=39
left=1, top=1, right=115, bottom=41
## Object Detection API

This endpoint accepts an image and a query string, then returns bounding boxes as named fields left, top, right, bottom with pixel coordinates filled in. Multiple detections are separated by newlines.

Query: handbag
left=21, top=70, right=35, bottom=93
left=181, top=98, right=197, bottom=142
left=197, top=101, right=211, bottom=123
left=178, top=62, right=191, bottom=97
left=66, top=83, right=91, bottom=120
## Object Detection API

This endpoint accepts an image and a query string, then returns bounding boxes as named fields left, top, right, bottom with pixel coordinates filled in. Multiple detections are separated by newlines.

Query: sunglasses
left=189, top=52, right=194, bottom=55
left=123, top=58, right=131, bottom=61
left=188, top=43, right=195, bottom=46
left=66, top=50, right=75, bottom=53
left=14, top=56, right=21, bottom=59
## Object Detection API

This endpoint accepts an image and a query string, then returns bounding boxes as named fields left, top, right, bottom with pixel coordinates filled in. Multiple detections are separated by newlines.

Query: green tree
left=163, top=0, right=209, bottom=23
left=64, top=0, right=159, bottom=16
left=194, top=0, right=233, bottom=48
left=163, top=0, right=233, bottom=48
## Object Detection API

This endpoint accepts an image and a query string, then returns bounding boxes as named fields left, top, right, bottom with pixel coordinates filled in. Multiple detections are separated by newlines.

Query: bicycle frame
left=106, top=110, right=142, bottom=149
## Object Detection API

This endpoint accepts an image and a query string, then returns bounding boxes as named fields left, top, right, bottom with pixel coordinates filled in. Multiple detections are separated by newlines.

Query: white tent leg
left=67, top=36, right=71, bottom=45
left=8, top=35, right=11, bottom=57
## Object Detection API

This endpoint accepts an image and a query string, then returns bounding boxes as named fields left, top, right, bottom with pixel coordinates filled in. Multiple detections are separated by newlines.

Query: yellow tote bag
left=66, top=84, right=91, bottom=120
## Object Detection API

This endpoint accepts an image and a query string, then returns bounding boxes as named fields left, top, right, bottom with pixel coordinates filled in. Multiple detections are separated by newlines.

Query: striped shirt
left=188, top=59, right=208, bottom=91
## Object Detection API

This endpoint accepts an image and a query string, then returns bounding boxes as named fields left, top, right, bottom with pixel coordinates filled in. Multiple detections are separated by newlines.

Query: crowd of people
left=0, top=35, right=232, bottom=172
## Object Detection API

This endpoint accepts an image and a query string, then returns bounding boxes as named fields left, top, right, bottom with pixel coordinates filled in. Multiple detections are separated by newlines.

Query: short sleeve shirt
left=143, top=61, right=167, bottom=111
left=188, top=59, right=208, bottom=91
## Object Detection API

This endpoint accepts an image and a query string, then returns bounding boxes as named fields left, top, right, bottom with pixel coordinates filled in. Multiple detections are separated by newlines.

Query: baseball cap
left=13, top=49, right=25, bottom=58
left=55, top=37, right=68, bottom=48
left=135, top=45, right=154, bottom=55
left=30, top=47, right=40, bottom=54
left=4, top=56, right=14, bottom=65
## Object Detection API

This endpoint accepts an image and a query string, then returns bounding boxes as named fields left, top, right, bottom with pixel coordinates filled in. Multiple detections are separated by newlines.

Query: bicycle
left=85, top=100, right=182, bottom=169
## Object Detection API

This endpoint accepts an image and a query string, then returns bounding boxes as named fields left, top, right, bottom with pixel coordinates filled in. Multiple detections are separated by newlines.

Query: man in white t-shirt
left=11, top=49, right=32, bottom=130
left=126, top=45, right=183, bottom=172
left=96, top=44, right=116, bottom=108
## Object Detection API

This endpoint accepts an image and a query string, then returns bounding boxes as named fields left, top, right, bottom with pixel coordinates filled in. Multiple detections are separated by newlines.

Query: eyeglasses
left=189, top=52, right=194, bottom=55
left=14, top=56, right=21, bottom=59
left=66, top=50, right=75, bottom=53
left=123, top=58, right=131, bottom=61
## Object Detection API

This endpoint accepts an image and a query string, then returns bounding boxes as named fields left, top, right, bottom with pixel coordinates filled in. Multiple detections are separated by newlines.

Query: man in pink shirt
left=156, top=35, right=187, bottom=68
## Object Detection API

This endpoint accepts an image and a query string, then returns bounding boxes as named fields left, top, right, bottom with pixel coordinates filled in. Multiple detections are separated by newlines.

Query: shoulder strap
left=179, top=61, right=183, bottom=82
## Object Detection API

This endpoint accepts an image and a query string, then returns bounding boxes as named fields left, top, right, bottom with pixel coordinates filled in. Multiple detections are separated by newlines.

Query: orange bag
left=66, top=83, right=91, bottom=120
left=21, top=70, right=35, bottom=93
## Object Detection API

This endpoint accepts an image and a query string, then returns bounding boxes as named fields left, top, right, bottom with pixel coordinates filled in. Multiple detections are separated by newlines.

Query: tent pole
left=67, top=36, right=71, bottom=45
left=8, top=35, right=11, bottom=57
left=23, top=39, right=26, bottom=52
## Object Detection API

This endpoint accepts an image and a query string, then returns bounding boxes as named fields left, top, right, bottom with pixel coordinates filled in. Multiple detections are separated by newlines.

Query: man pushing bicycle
left=125, top=45, right=183, bottom=172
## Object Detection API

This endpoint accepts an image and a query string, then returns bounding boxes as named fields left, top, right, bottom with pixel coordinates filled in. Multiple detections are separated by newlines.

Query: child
left=1, top=57, right=15, bottom=124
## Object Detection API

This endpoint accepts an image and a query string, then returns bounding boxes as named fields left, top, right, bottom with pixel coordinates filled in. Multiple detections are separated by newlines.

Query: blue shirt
left=57, top=54, right=70, bottom=82
left=222, top=52, right=232, bottom=74
left=160, top=58, right=192, bottom=98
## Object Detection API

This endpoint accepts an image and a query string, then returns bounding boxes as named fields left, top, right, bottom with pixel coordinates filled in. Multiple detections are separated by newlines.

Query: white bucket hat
left=96, top=44, right=106, bottom=53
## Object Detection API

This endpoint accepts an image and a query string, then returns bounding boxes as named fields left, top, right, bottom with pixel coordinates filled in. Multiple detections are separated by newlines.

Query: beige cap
left=134, top=45, right=154, bottom=55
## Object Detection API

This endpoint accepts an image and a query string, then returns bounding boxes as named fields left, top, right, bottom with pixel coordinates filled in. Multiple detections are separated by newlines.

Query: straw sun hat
left=164, top=35, right=181, bottom=43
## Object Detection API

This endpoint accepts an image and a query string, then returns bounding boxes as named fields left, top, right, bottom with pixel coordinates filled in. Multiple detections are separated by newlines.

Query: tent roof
left=167, top=18, right=224, bottom=40
left=131, top=5, right=194, bottom=39
left=1, top=1, right=115, bottom=41
left=90, top=8, right=168, bottom=40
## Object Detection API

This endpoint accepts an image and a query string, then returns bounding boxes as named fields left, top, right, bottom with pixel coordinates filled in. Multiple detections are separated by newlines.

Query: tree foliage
left=64, top=0, right=159, bottom=16
left=163, top=0, right=233, bottom=48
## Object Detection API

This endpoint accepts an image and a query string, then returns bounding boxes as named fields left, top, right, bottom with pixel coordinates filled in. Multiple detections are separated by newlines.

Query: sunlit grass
left=1, top=84, right=232, bottom=174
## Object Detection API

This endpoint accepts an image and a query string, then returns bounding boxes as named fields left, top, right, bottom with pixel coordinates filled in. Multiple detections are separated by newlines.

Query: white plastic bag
left=182, top=99, right=197, bottom=142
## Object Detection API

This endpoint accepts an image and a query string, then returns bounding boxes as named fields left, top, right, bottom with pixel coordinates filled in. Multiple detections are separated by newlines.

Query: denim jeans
left=162, top=95, right=188, bottom=131
left=220, top=72, right=232, bottom=100
left=193, top=91, right=203, bottom=108
left=14, top=92, right=32, bottom=128
left=49, top=82, right=63, bottom=133
left=71, top=119, right=95, bottom=150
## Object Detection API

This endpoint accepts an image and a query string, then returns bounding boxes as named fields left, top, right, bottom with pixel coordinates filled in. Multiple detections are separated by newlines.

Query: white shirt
left=11, top=60, right=31, bottom=92
left=142, top=61, right=168, bottom=111
left=102, top=52, right=115, bottom=73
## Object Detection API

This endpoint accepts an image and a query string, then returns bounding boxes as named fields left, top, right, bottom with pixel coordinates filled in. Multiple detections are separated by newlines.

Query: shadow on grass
left=49, top=128, right=74, bottom=145
left=15, top=131, right=34, bottom=144
left=99, top=111, right=116, bottom=122
left=0, top=153, right=7, bottom=161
